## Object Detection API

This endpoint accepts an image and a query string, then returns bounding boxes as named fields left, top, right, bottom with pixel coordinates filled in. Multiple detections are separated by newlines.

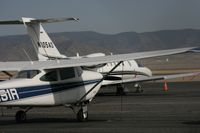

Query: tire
left=77, top=109, right=88, bottom=122
left=15, top=110, right=26, bottom=123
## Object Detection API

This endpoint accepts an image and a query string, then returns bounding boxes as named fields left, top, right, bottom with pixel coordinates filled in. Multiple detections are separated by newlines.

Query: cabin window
left=40, top=70, right=58, bottom=81
left=59, top=68, right=75, bottom=80
left=16, top=70, right=40, bottom=79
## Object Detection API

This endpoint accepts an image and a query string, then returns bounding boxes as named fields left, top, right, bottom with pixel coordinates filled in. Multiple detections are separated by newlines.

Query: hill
left=0, top=29, right=199, bottom=61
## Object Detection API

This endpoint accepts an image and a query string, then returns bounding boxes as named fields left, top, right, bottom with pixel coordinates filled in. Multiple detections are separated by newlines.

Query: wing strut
left=2, top=71, right=13, bottom=78
left=76, top=61, right=123, bottom=104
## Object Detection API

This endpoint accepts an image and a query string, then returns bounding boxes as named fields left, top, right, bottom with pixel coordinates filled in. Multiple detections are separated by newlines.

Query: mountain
left=0, top=29, right=199, bottom=61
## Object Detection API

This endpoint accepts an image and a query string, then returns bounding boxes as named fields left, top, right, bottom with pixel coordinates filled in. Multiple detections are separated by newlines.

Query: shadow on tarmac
left=0, top=117, right=107, bottom=125
left=183, top=120, right=200, bottom=125
left=97, top=92, right=172, bottom=97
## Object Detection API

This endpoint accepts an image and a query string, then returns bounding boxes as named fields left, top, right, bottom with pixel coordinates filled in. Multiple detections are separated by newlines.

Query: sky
left=0, top=0, right=200, bottom=36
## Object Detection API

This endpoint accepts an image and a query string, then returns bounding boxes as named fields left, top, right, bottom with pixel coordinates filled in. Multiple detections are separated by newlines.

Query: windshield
left=15, top=70, right=40, bottom=79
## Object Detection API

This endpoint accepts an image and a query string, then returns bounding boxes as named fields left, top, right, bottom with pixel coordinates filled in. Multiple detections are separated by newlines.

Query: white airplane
left=0, top=17, right=198, bottom=123
left=19, top=17, right=199, bottom=94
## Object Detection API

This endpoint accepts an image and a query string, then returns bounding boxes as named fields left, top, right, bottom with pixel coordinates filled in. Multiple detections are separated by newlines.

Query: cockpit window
left=59, top=68, right=75, bottom=80
left=16, top=70, right=40, bottom=79
left=40, top=70, right=58, bottom=82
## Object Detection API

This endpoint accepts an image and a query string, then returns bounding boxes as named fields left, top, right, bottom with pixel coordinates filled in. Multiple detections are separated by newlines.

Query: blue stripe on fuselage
left=16, top=80, right=99, bottom=100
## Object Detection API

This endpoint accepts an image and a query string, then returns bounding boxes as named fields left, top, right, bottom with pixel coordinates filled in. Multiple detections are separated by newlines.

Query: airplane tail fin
left=22, top=17, right=79, bottom=60
left=0, top=17, right=79, bottom=60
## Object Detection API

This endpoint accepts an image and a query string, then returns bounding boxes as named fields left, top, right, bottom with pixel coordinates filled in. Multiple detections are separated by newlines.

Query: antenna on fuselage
left=76, top=53, right=80, bottom=58
left=23, top=48, right=33, bottom=64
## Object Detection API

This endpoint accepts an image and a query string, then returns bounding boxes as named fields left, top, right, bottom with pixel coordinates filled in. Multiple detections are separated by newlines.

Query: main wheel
left=116, top=86, right=126, bottom=95
left=134, top=83, right=144, bottom=93
left=77, top=109, right=88, bottom=122
left=15, top=110, right=26, bottom=123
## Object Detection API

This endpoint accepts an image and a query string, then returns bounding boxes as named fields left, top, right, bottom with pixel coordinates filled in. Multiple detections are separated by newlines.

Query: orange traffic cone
left=163, top=81, right=168, bottom=91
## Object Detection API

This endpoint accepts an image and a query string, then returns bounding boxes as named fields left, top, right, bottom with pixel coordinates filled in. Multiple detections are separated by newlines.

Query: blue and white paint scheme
left=0, top=68, right=102, bottom=106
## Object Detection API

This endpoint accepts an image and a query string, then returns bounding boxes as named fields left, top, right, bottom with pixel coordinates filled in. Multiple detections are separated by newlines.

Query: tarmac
left=0, top=81, right=200, bottom=133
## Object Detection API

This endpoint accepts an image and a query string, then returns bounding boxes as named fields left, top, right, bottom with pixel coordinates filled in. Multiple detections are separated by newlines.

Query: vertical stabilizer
left=22, top=17, right=67, bottom=60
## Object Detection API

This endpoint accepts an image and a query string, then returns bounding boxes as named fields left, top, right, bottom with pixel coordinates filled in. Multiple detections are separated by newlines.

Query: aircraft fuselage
left=0, top=68, right=103, bottom=107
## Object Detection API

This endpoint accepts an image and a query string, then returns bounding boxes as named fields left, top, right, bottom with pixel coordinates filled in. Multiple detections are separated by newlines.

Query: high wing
left=0, top=47, right=197, bottom=71
left=102, top=72, right=200, bottom=86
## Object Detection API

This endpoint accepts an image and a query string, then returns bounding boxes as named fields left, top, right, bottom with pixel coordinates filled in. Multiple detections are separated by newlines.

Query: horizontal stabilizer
left=30, top=17, right=79, bottom=24
left=0, top=20, right=23, bottom=25
left=0, top=17, right=79, bottom=25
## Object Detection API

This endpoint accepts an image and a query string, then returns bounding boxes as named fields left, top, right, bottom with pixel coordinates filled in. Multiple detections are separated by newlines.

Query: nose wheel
left=77, top=107, right=88, bottom=122
left=70, top=104, right=88, bottom=122
left=15, top=110, right=26, bottom=123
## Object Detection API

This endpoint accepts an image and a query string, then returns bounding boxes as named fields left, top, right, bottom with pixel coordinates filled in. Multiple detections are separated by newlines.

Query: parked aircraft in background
left=20, top=17, right=199, bottom=94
